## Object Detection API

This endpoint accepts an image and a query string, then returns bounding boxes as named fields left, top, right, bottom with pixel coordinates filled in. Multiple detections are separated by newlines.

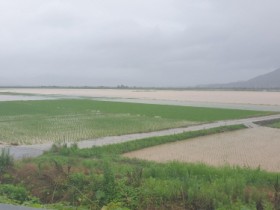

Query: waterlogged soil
left=1, top=88, right=280, bottom=106
left=0, top=94, right=53, bottom=101
left=124, top=127, right=280, bottom=172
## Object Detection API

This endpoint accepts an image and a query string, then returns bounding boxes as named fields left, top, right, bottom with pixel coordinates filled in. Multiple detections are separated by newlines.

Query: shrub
left=0, top=184, right=30, bottom=204
left=0, top=148, right=13, bottom=173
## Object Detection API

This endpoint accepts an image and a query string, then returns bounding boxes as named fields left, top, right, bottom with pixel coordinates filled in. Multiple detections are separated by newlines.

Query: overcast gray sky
left=0, top=0, right=279, bottom=87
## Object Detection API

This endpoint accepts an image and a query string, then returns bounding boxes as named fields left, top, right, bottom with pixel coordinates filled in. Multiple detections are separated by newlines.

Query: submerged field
left=124, top=126, right=280, bottom=172
left=0, top=99, right=268, bottom=144
left=2, top=88, right=280, bottom=106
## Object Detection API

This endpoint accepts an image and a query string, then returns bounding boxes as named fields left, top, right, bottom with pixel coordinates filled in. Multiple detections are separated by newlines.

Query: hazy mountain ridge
left=206, top=68, right=280, bottom=89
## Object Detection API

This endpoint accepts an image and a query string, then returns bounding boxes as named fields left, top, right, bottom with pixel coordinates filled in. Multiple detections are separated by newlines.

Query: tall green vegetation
left=0, top=148, right=13, bottom=173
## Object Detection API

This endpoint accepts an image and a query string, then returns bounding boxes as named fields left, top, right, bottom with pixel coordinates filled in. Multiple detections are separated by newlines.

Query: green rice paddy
left=0, top=99, right=270, bottom=144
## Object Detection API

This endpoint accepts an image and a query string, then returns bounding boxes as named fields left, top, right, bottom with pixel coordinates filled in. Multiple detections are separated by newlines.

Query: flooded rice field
left=124, top=127, right=280, bottom=172
left=1, top=88, right=280, bottom=111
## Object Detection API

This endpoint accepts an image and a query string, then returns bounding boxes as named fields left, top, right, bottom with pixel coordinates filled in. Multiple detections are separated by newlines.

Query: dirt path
left=1, top=113, right=280, bottom=159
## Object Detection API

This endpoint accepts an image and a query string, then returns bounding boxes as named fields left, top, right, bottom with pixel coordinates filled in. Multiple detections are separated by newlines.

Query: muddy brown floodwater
left=1, top=88, right=280, bottom=106
left=124, top=127, right=280, bottom=172
left=0, top=94, right=54, bottom=101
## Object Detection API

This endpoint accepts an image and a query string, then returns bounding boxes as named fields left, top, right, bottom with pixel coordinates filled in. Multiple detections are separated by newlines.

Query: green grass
left=0, top=99, right=271, bottom=144
left=271, top=121, right=280, bottom=128
left=267, top=120, right=280, bottom=128
left=257, top=119, right=280, bottom=129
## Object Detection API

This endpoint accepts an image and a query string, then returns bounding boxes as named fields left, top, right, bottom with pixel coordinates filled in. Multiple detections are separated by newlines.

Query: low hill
left=207, top=68, right=280, bottom=89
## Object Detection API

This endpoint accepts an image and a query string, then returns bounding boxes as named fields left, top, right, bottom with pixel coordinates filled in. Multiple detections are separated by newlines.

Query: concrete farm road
left=2, top=113, right=280, bottom=160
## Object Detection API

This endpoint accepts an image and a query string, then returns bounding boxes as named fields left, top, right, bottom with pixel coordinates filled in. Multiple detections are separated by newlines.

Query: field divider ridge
left=2, top=113, right=280, bottom=159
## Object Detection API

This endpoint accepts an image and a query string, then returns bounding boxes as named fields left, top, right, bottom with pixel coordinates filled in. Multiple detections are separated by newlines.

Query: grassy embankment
left=0, top=99, right=269, bottom=144
left=257, top=119, right=280, bottom=129
left=1, top=125, right=280, bottom=209
left=270, top=121, right=280, bottom=128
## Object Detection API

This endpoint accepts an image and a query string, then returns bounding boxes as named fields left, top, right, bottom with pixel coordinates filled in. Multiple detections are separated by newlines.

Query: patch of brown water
left=123, top=127, right=280, bottom=172
left=1, top=88, right=280, bottom=106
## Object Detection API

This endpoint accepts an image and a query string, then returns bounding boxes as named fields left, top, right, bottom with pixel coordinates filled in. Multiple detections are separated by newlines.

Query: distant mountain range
left=204, top=68, right=280, bottom=89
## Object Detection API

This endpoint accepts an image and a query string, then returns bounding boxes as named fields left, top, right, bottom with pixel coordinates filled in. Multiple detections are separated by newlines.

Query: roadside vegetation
left=1, top=125, right=280, bottom=209
left=0, top=99, right=270, bottom=144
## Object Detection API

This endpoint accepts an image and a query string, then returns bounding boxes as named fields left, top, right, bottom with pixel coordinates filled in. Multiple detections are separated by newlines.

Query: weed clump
left=0, top=148, right=13, bottom=173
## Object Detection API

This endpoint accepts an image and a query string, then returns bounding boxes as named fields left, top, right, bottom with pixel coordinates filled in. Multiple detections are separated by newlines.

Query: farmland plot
left=124, top=127, right=280, bottom=172
left=0, top=113, right=192, bottom=145
left=0, top=99, right=269, bottom=144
